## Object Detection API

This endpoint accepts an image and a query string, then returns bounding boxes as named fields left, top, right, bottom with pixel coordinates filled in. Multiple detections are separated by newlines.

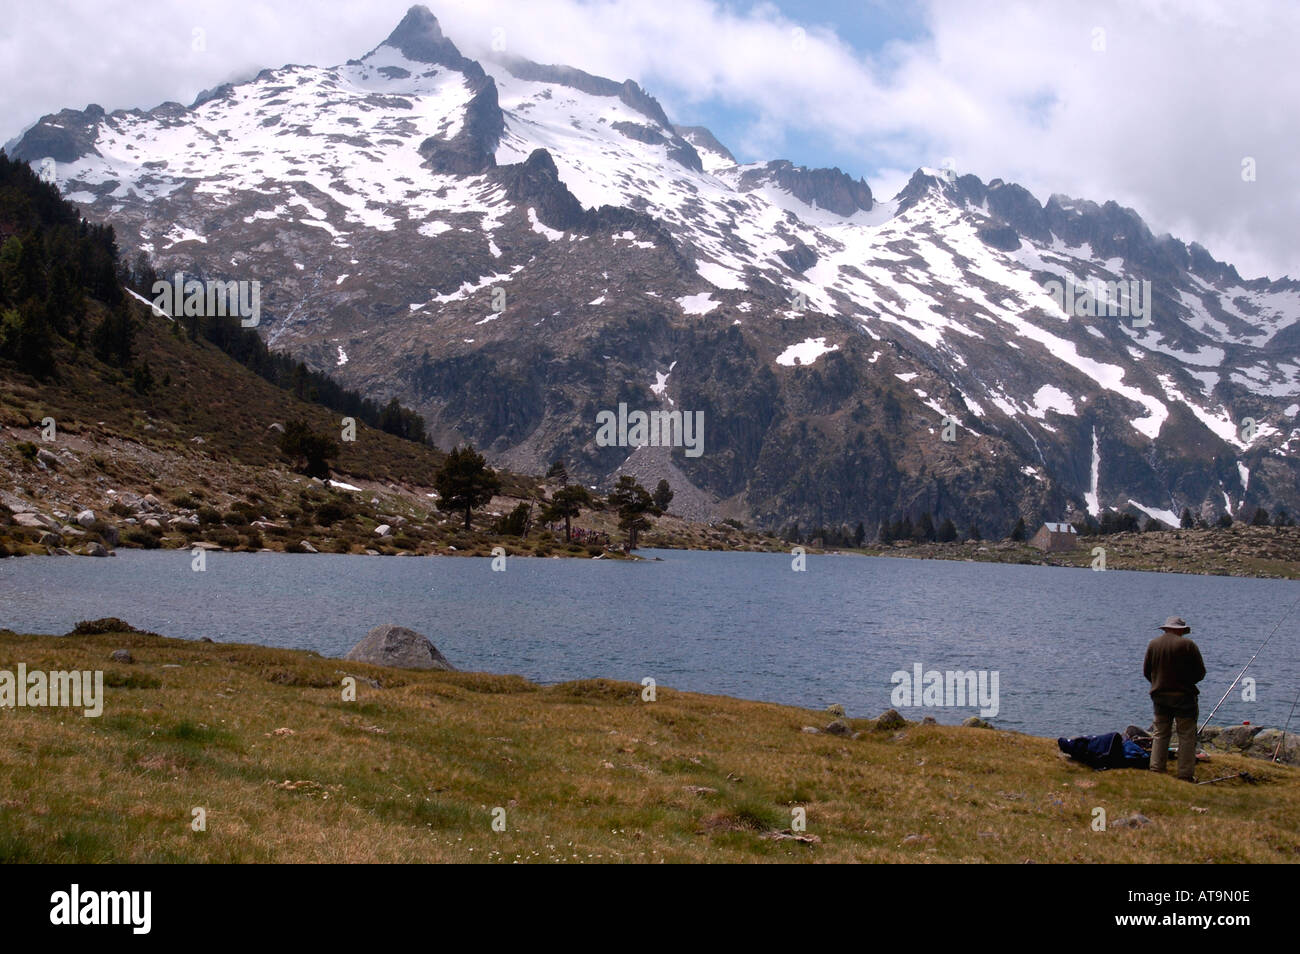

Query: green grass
left=0, top=625, right=1297, bottom=863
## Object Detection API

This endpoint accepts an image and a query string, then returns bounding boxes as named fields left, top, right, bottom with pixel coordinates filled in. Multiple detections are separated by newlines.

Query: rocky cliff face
left=13, top=4, right=1300, bottom=535
left=736, top=160, right=873, bottom=217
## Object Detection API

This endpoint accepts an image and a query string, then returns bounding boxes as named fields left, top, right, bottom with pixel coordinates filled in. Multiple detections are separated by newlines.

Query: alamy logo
left=0, top=665, right=103, bottom=717
left=153, top=271, right=261, bottom=327
left=890, top=663, right=999, bottom=717
left=595, top=402, right=704, bottom=457
left=50, top=884, right=151, bottom=934
left=1042, top=277, right=1151, bottom=327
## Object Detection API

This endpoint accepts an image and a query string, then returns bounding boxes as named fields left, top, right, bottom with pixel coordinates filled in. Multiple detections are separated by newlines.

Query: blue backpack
left=1057, top=732, right=1152, bottom=769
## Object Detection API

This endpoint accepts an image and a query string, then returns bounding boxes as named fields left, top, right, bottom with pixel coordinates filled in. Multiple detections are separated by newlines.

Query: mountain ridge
left=10, top=4, right=1299, bottom=535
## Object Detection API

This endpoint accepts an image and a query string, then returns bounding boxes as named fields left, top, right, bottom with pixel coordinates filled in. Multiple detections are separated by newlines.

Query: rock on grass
left=343, top=624, right=456, bottom=671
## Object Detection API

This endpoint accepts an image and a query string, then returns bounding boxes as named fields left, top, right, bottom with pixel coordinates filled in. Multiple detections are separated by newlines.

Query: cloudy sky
left=4, top=0, right=1297, bottom=278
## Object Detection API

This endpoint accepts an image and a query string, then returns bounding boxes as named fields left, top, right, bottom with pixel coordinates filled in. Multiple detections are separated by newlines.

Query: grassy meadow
left=1, top=623, right=1297, bottom=863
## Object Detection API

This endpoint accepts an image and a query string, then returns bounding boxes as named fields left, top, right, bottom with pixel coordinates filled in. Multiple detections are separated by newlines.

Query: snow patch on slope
left=777, top=337, right=838, bottom=367
left=1085, top=427, right=1101, bottom=517
left=677, top=292, right=718, bottom=315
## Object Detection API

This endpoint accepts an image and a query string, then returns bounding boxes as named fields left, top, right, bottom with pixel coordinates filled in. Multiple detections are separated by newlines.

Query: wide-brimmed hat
left=1159, top=616, right=1191, bottom=633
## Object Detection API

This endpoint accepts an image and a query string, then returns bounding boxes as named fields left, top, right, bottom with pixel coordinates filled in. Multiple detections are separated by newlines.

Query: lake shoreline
left=833, top=525, right=1300, bottom=581
left=8, top=526, right=1300, bottom=582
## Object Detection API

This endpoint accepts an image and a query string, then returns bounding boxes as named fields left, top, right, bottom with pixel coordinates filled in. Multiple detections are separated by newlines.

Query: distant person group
left=548, top=525, right=610, bottom=546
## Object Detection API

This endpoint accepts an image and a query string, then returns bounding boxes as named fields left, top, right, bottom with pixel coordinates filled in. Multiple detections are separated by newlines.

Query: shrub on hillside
left=207, top=528, right=240, bottom=547
left=124, top=529, right=161, bottom=549
left=314, top=501, right=350, bottom=527
left=67, top=617, right=154, bottom=636
left=495, top=502, right=531, bottom=536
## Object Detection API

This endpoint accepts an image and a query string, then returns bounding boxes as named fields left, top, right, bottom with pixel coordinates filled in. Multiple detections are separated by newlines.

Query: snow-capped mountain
left=13, top=5, right=1300, bottom=532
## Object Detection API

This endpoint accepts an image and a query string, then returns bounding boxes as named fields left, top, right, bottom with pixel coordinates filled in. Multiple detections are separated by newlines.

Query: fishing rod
left=1199, top=589, right=1300, bottom=734
left=1196, top=771, right=1257, bottom=786
left=1273, top=683, right=1300, bottom=763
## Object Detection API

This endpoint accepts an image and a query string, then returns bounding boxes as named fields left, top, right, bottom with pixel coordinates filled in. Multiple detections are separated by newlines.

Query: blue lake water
left=2, top=548, right=1298, bottom=738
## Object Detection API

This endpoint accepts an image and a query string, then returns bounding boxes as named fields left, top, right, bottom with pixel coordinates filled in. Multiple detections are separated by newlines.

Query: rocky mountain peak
left=363, top=4, right=493, bottom=94
left=8, top=105, right=105, bottom=164
left=893, top=165, right=962, bottom=213
left=736, top=160, right=873, bottom=217
left=492, top=147, right=585, bottom=230
left=673, top=125, right=737, bottom=168
left=380, top=5, right=460, bottom=65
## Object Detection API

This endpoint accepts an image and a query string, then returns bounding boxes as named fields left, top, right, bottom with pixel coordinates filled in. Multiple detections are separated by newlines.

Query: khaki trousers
left=1150, top=691, right=1198, bottom=781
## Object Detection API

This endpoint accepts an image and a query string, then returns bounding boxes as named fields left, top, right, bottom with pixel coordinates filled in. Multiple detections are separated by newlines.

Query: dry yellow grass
left=1, top=626, right=1297, bottom=863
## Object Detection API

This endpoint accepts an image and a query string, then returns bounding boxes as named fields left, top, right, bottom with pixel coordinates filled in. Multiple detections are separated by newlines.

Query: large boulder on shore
left=343, top=624, right=456, bottom=671
left=1240, top=728, right=1300, bottom=765
left=874, top=708, right=906, bottom=730
left=14, top=512, right=58, bottom=530
left=1215, top=724, right=1262, bottom=749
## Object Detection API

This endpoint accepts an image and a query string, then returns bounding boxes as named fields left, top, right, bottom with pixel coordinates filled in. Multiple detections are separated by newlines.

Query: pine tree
left=90, top=300, right=133, bottom=366
left=1180, top=507, right=1195, bottom=529
left=541, top=484, right=592, bottom=542
left=917, top=512, right=937, bottom=542
left=43, top=262, right=82, bottom=337
left=1100, top=511, right=1139, bottom=534
left=0, top=236, right=23, bottom=303
left=608, top=474, right=657, bottom=550
left=435, top=445, right=501, bottom=531
left=652, top=478, right=674, bottom=512
left=1009, top=517, right=1027, bottom=542
left=0, top=236, right=39, bottom=304
left=0, top=302, right=55, bottom=378
left=495, top=502, right=532, bottom=536
left=937, top=517, right=958, bottom=543
left=278, top=420, right=339, bottom=480
left=853, top=521, right=866, bottom=547
left=379, top=397, right=405, bottom=436
left=131, top=359, right=154, bottom=394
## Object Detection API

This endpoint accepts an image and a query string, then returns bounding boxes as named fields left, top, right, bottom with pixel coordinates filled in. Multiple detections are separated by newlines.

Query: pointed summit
left=383, top=6, right=454, bottom=61
left=375, top=5, right=481, bottom=76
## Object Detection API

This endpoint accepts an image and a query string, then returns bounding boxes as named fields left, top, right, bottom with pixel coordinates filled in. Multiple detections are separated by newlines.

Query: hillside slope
left=0, top=153, right=544, bottom=558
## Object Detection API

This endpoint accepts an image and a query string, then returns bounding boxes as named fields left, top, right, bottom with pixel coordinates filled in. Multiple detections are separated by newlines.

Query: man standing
left=1143, top=616, right=1206, bottom=782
